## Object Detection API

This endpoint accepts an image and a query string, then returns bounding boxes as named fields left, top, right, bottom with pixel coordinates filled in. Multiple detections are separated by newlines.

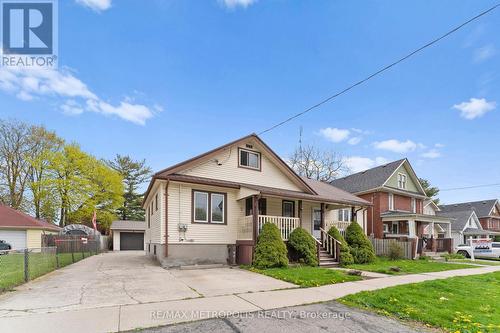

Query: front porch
left=381, top=212, right=454, bottom=253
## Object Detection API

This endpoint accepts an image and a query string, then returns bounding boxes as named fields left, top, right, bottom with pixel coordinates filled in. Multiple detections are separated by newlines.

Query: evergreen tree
left=107, top=155, right=152, bottom=221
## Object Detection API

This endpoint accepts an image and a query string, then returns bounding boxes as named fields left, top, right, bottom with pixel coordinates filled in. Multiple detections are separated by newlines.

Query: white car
left=456, top=242, right=500, bottom=259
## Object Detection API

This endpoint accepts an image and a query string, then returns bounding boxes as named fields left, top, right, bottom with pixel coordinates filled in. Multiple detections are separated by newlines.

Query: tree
left=289, top=144, right=348, bottom=182
left=345, top=222, right=376, bottom=264
left=253, top=223, right=289, bottom=268
left=107, top=155, right=151, bottom=221
left=0, top=120, right=35, bottom=209
left=288, top=227, right=318, bottom=266
left=419, top=178, right=440, bottom=204
left=27, top=126, right=64, bottom=219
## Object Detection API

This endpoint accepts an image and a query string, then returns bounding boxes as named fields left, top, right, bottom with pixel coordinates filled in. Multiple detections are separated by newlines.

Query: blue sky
left=0, top=0, right=499, bottom=204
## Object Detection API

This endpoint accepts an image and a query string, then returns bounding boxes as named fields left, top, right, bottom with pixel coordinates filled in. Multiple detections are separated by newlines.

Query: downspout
left=371, top=194, right=375, bottom=237
left=164, top=181, right=169, bottom=257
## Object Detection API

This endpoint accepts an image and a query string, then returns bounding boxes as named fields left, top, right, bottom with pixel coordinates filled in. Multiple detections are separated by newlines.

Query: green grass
left=340, top=272, right=500, bottom=333
left=447, top=258, right=500, bottom=266
left=346, top=257, right=477, bottom=275
left=0, top=251, right=95, bottom=292
left=247, top=266, right=362, bottom=287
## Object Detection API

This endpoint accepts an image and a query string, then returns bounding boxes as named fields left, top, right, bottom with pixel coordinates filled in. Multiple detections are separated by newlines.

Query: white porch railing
left=258, top=215, right=300, bottom=241
left=328, top=221, right=352, bottom=238
left=237, top=215, right=254, bottom=240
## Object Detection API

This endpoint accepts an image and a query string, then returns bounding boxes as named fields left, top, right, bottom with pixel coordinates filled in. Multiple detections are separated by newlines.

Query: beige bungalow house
left=142, top=134, right=370, bottom=267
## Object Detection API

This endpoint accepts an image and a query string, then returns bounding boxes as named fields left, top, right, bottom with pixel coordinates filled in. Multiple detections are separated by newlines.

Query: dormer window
left=398, top=173, right=407, bottom=189
left=239, top=148, right=261, bottom=170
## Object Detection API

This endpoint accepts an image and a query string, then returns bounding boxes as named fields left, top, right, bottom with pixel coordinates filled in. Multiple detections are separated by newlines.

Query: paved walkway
left=0, top=255, right=499, bottom=333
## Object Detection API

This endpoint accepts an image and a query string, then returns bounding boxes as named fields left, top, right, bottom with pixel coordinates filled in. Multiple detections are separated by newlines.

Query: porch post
left=408, top=220, right=416, bottom=238
left=320, top=203, right=325, bottom=230
left=298, top=200, right=303, bottom=228
left=430, top=221, right=435, bottom=238
left=252, top=195, right=259, bottom=245
left=447, top=223, right=452, bottom=238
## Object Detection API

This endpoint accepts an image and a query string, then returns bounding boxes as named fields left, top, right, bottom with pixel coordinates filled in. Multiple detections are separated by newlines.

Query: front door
left=312, top=208, right=321, bottom=239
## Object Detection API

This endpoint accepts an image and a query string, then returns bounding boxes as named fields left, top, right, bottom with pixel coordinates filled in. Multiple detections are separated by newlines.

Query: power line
left=258, top=3, right=500, bottom=135
left=440, top=183, right=500, bottom=192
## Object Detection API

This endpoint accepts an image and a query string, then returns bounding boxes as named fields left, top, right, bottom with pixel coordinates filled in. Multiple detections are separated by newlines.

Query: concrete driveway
left=0, top=251, right=294, bottom=315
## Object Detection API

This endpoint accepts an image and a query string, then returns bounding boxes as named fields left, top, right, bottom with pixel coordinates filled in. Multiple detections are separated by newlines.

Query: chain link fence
left=0, top=237, right=102, bottom=292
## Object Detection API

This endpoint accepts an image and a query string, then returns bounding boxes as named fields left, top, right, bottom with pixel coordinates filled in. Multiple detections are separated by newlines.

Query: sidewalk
left=1, top=265, right=499, bottom=333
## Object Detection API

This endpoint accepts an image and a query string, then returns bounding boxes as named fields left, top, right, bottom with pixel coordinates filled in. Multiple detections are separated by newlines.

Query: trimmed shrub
left=345, top=221, right=376, bottom=264
left=253, top=223, right=289, bottom=269
left=387, top=242, right=404, bottom=261
left=494, top=235, right=500, bottom=242
left=288, top=227, right=318, bottom=266
left=327, top=226, right=354, bottom=266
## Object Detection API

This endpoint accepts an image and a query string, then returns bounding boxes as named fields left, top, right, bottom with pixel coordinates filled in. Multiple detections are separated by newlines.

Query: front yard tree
left=253, top=223, right=289, bottom=268
left=419, top=178, right=440, bottom=204
left=345, top=222, right=376, bottom=264
left=289, top=144, right=348, bottom=182
left=288, top=227, right=318, bottom=266
left=107, top=155, right=152, bottom=221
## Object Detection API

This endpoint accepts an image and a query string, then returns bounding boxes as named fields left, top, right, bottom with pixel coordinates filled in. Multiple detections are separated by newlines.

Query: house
left=110, top=220, right=147, bottom=251
left=440, top=200, right=500, bottom=233
left=0, top=205, right=60, bottom=250
left=439, top=200, right=500, bottom=248
left=142, top=134, right=370, bottom=267
left=330, top=159, right=454, bottom=252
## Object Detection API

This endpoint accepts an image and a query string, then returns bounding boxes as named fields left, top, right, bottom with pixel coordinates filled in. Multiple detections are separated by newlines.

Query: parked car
left=457, top=242, right=500, bottom=259
left=0, top=240, right=12, bottom=254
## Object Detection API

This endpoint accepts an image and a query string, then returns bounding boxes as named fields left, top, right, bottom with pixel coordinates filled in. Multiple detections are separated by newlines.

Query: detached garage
left=110, top=220, right=146, bottom=251
left=0, top=205, right=60, bottom=250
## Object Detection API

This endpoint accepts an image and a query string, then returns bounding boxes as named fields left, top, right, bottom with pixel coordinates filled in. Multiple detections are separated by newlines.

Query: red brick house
left=440, top=199, right=500, bottom=233
left=331, top=159, right=452, bottom=241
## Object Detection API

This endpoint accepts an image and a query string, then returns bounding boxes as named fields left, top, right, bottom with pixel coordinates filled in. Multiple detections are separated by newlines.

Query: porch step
left=318, top=248, right=339, bottom=267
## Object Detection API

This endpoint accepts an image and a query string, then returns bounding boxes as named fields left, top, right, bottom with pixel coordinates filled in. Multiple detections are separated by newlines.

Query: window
left=239, top=148, right=261, bottom=170
left=388, top=193, right=394, bottom=211
left=383, top=223, right=389, bottom=233
left=338, top=209, right=351, bottom=222
left=245, top=197, right=267, bottom=216
left=192, top=190, right=226, bottom=224
left=398, top=173, right=407, bottom=189
left=211, top=193, right=225, bottom=223
left=392, top=222, right=399, bottom=234
left=411, top=198, right=416, bottom=213
left=147, top=211, right=150, bottom=228
left=282, top=201, right=295, bottom=217
left=155, top=194, right=158, bottom=211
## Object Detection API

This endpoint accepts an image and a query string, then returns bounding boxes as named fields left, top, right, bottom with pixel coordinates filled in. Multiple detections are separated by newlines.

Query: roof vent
left=246, top=144, right=253, bottom=149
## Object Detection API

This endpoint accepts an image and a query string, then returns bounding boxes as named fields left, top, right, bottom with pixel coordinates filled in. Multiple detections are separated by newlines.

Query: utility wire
left=440, top=183, right=500, bottom=191
left=258, top=3, right=500, bottom=135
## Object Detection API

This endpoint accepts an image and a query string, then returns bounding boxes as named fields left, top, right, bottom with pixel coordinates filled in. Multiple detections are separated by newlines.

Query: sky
left=0, top=0, right=499, bottom=205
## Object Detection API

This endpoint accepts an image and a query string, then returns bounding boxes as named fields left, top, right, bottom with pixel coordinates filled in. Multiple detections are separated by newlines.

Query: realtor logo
left=1, top=0, right=58, bottom=67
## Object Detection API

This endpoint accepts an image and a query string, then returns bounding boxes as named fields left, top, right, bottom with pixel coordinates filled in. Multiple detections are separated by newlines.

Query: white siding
left=145, top=182, right=165, bottom=244
left=179, top=141, right=303, bottom=192
left=424, top=204, right=437, bottom=216
left=167, top=181, right=243, bottom=245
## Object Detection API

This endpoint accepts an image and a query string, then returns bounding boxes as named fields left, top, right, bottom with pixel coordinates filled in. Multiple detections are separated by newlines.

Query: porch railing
left=258, top=215, right=300, bottom=241
left=318, top=227, right=341, bottom=262
left=237, top=215, right=254, bottom=240
left=328, top=221, right=352, bottom=238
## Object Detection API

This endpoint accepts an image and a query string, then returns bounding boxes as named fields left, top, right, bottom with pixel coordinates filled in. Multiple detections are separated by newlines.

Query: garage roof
left=110, top=220, right=146, bottom=231
left=0, top=205, right=61, bottom=232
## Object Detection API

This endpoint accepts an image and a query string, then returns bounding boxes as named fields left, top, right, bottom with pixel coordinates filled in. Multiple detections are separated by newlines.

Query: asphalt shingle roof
left=438, top=209, right=475, bottom=232
left=439, top=200, right=498, bottom=218
left=110, top=220, right=146, bottom=231
left=330, top=159, right=405, bottom=193
left=0, top=205, right=60, bottom=231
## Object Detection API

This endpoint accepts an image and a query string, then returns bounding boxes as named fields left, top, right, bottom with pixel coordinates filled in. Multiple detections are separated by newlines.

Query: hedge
left=345, top=221, right=375, bottom=264
left=288, top=227, right=318, bottom=266
left=253, top=223, right=289, bottom=269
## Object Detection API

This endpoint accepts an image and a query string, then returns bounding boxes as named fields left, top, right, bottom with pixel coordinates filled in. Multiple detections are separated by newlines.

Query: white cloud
left=344, top=156, right=389, bottom=173
left=347, top=137, right=362, bottom=145
left=421, top=149, right=441, bottom=159
left=319, top=127, right=351, bottom=143
left=453, top=98, right=496, bottom=120
left=474, top=44, right=496, bottom=63
left=219, top=0, right=257, bottom=9
left=76, top=0, right=111, bottom=12
left=0, top=67, right=156, bottom=125
left=435, top=143, right=445, bottom=148
left=373, top=139, right=418, bottom=153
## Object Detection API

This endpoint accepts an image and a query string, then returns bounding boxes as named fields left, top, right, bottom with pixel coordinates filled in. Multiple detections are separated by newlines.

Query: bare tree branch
left=289, top=144, right=349, bottom=182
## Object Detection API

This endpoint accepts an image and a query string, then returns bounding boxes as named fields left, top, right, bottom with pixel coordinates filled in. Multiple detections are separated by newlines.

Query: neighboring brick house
left=331, top=159, right=452, bottom=242
left=440, top=199, right=500, bottom=234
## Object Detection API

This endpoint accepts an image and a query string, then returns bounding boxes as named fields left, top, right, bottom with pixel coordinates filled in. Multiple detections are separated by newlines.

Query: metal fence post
left=71, top=240, right=75, bottom=263
left=24, top=249, right=29, bottom=282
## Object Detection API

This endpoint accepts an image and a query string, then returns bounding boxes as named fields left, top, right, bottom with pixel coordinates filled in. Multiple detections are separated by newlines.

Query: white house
left=142, top=134, right=370, bottom=267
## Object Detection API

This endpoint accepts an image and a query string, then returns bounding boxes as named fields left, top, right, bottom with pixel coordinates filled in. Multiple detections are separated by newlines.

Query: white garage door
left=0, top=230, right=27, bottom=250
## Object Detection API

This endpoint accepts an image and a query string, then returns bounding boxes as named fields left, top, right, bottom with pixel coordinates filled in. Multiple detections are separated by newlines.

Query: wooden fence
left=370, top=237, right=416, bottom=259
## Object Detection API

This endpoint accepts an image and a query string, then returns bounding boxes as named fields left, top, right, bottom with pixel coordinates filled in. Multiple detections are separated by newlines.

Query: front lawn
left=346, top=257, right=476, bottom=275
left=340, top=272, right=500, bottom=333
left=447, top=258, right=500, bottom=266
left=248, top=266, right=362, bottom=287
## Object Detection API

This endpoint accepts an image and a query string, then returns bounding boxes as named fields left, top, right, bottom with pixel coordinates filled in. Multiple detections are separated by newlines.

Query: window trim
left=238, top=147, right=262, bottom=171
left=411, top=198, right=416, bottom=213
left=392, top=221, right=399, bottom=234
left=388, top=193, right=394, bottom=211
left=398, top=173, right=407, bottom=189
left=191, top=190, right=227, bottom=225
left=155, top=193, right=158, bottom=211
left=210, top=193, right=225, bottom=224
left=282, top=200, right=295, bottom=218
left=338, top=208, right=351, bottom=222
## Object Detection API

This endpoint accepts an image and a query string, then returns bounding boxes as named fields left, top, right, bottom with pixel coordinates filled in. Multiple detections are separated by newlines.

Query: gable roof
left=438, top=207, right=480, bottom=232
left=143, top=134, right=317, bottom=203
left=0, top=205, right=61, bottom=232
left=331, top=158, right=426, bottom=196
left=439, top=199, right=499, bottom=218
